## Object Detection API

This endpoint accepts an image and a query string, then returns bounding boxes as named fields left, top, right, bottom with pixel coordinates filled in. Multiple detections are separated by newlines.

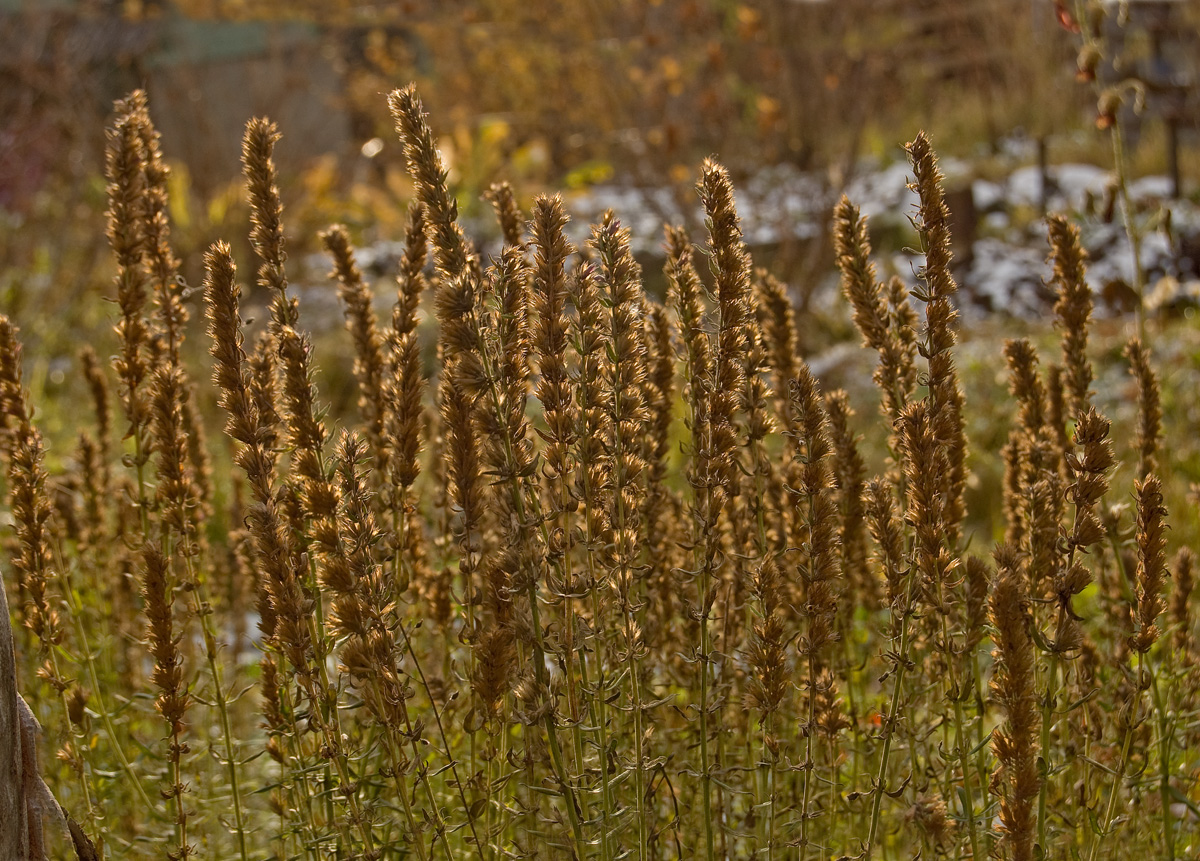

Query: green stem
left=605, top=285, right=648, bottom=860
left=1149, top=662, right=1175, bottom=861
left=800, top=653, right=817, bottom=861
left=767, top=722, right=777, bottom=861
left=930, top=544, right=978, bottom=860
left=970, top=649, right=993, bottom=859
left=1089, top=654, right=1143, bottom=861
left=399, top=622, right=484, bottom=859
left=1037, top=648, right=1061, bottom=856
left=865, top=607, right=915, bottom=858
left=947, top=645, right=981, bottom=861
left=59, top=563, right=158, bottom=819
left=526, top=579, right=587, bottom=857
left=303, top=614, right=374, bottom=855
left=388, top=502, right=435, bottom=861
left=623, top=602, right=648, bottom=859
left=1110, top=115, right=1147, bottom=342
left=465, top=291, right=587, bottom=858
left=277, top=679, right=322, bottom=860
left=180, top=547, right=249, bottom=861
left=485, top=732, right=497, bottom=861
left=169, top=725, right=188, bottom=857
left=698, top=499, right=716, bottom=861
left=395, top=491, right=485, bottom=860
left=565, top=578, right=589, bottom=825
left=48, top=554, right=103, bottom=851
left=372, top=691, right=429, bottom=861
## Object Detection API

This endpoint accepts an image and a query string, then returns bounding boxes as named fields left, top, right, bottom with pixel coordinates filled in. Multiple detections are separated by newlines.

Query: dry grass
left=3, top=85, right=1200, bottom=861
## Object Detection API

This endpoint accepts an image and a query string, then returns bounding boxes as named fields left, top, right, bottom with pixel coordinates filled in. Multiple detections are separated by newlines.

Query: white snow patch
left=1129, top=175, right=1174, bottom=201
left=972, top=179, right=1005, bottom=212
left=962, top=239, right=1049, bottom=316
left=845, top=161, right=917, bottom=219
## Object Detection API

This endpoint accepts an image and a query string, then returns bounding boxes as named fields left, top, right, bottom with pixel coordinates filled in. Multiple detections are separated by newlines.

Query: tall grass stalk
left=4, top=83, right=1196, bottom=861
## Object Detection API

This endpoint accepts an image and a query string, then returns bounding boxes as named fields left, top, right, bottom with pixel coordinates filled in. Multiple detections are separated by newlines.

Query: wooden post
left=1037, top=135, right=1050, bottom=216
left=1167, top=115, right=1181, bottom=199
left=0, top=572, right=29, bottom=859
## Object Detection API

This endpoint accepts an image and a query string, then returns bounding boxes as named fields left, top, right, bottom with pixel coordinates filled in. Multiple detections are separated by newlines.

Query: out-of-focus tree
left=162, top=0, right=1083, bottom=183
left=5, top=0, right=1088, bottom=203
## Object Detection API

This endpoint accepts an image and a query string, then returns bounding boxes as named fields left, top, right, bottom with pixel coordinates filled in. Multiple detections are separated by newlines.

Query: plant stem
left=181, top=548, right=249, bottom=861
left=1089, top=654, right=1143, bottom=861
left=1037, top=652, right=1061, bottom=856
left=303, top=614, right=375, bottom=855
left=865, top=605, right=915, bottom=858
left=526, top=577, right=587, bottom=857
left=395, top=492, right=486, bottom=860
left=800, top=652, right=817, bottom=861
left=400, top=642, right=486, bottom=859
left=1109, top=115, right=1147, bottom=342
left=58, top=561, right=159, bottom=819
left=1148, top=661, right=1174, bottom=861
left=452, top=275, right=590, bottom=856
left=698, top=493, right=716, bottom=861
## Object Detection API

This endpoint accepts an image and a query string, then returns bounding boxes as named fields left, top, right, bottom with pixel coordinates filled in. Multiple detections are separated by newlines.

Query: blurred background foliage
left=5, top=0, right=1200, bottom=630
left=0, top=0, right=1195, bottom=366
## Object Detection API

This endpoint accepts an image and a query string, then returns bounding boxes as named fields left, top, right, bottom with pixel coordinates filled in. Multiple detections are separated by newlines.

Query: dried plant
left=324, top=224, right=387, bottom=459
left=1172, top=548, right=1195, bottom=658
left=1050, top=214, right=1094, bottom=421
left=3, top=85, right=1195, bottom=861
left=989, top=544, right=1040, bottom=861
left=1124, top=337, right=1162, bottom=482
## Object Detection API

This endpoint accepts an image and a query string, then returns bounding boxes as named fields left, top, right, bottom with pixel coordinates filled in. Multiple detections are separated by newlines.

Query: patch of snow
left=1078, top=222, right=1176, bottom=291
left=351, top=240, right=408, bottom=274
left=1169, top=204, right=1200, bottom=233
left=961, top=239, right=1049, bottom=316
left=1005, top=166, right=1044, bottom=208
left=1128, top=175, right=1174, bottom=200
left=308, top=154, right=1200, bottom=329
left=1051, top=163, right=1111, bottom=209
left=997, top=132, right=1039, bottom=162
left=982, top=211, right=1011, bottom=232
left=973, top=179, right=1005, bottom=212
left=845, top=161, right=917, bottom=219
left=1006, top=163, right=1110, bottom=211
left=806, top=341, right=862, bottom=382
left=887, top=252, right=924, bottom=289
left=938, top=156, right=972, bottom=184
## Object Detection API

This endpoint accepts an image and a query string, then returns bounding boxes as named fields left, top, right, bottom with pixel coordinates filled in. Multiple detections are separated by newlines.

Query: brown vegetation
left=1, top=85, right=1198, bottom=861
